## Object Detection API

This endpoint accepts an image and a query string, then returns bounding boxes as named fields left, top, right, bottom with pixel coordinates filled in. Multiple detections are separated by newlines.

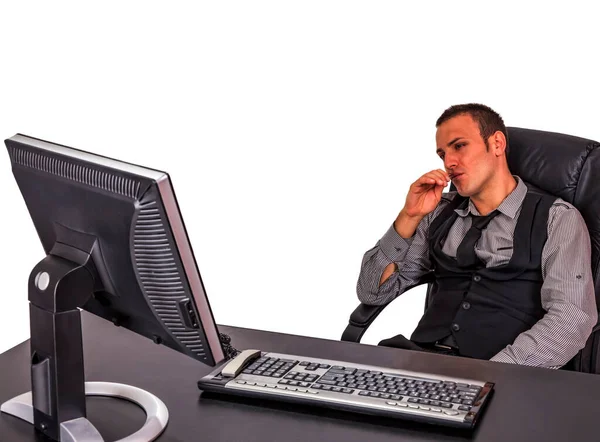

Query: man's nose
left=444, top=153, right=458, bottom=169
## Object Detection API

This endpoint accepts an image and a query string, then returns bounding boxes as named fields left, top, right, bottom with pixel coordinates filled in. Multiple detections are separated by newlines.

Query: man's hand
left=403, top=169, right=450, bottom=218
left=393, top=169, right=449, bottom=239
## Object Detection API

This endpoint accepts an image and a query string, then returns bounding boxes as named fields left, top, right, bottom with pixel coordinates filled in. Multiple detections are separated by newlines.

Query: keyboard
left=197, top=349, right=494, bottom=429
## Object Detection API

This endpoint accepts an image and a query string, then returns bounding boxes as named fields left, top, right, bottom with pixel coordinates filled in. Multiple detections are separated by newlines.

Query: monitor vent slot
left=8, top=145, right=141, bottom=199
left=133, top=199, right=207, bottom=360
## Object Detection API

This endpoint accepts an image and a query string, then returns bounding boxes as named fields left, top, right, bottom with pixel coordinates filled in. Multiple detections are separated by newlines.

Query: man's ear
left=490, top=131, right=507, bottom=156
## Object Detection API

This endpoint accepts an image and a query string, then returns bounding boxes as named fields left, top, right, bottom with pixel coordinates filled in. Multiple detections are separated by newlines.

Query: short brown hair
left=436, top=103, right=508, bottom=150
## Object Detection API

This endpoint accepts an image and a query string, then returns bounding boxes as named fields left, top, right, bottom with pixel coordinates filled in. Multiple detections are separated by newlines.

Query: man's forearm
left=490, top=307, right=596, bottom=368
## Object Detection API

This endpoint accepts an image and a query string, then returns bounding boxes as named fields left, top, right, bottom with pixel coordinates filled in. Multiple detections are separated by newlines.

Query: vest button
left=451, top=323, right=460, bottom=332
left=473, top=275, right=481, bottom=282
left=462, top=302, right=471, bottom=310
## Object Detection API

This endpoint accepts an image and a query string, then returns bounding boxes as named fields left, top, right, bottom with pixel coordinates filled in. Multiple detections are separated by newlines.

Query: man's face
left=435, top=114, right=496, bottom=197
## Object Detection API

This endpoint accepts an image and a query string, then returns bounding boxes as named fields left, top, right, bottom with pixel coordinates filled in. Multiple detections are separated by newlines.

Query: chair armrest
left=341, top=280, right=432, bottom=343
left=340, top=303, right=387, bottom=342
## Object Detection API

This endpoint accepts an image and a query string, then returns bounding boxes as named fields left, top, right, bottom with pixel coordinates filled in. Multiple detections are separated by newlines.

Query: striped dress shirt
left=357, top=177, right=598, bottom=369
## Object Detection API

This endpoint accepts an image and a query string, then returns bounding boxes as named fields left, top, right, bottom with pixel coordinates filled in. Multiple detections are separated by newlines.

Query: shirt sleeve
left=490, top=203, right=598, bottom=368
left=356, top=197, right=450, bottom=306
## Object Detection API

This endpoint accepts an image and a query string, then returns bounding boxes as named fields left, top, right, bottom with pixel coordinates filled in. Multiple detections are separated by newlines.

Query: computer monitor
left=1, top=134, right=232, bottom=441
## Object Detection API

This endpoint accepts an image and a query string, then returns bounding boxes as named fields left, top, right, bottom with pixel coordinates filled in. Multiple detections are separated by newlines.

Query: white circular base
left=1, top=381, right=169, bottom=442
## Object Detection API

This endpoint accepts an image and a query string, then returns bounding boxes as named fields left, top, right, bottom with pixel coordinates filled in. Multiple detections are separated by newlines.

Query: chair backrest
left=506, top=127, right=600, bottom=301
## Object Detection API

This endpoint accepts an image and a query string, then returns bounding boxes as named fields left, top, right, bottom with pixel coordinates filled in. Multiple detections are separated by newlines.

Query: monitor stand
left=0, top=254, right=169, bottom=441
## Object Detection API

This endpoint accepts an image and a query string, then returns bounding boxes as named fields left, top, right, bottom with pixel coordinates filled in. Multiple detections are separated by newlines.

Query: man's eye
left=455, top=143, right=465, bottom=150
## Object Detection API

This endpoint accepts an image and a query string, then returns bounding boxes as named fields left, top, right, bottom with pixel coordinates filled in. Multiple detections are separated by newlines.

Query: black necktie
left=455, top=211, right=500, bottom=268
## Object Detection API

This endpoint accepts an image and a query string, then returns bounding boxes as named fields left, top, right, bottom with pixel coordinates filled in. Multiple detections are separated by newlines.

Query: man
left=356, top=103, right=597, bottom=369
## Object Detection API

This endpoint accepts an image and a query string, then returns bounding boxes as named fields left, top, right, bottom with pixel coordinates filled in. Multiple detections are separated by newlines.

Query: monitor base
left=1, top=381, right=169, bottom=442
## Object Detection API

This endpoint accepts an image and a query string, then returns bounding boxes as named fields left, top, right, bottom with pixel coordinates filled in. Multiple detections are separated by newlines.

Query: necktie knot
left=471, top=211, right=498, bottom=230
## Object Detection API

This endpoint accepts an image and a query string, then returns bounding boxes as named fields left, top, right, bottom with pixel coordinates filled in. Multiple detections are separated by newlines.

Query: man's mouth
left=449, top=173, right=463, bottom=180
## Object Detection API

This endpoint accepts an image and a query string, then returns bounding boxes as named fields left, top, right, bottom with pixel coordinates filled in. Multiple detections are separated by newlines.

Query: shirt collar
left=454, top=176, right=526, bottom=219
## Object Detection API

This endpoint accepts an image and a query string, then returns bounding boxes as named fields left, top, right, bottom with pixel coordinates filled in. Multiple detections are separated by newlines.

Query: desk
left=1, top=313, right=599, bottom=442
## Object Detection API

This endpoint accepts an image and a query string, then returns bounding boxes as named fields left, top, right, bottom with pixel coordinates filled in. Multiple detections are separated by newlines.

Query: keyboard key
left=458, top=405, right=471, bottom=411
left=319, top=380, right=337, bottom=386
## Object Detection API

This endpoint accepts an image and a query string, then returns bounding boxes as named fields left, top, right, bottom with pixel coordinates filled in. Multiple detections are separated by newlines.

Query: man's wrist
left=394, top=209, right=424, bottom=239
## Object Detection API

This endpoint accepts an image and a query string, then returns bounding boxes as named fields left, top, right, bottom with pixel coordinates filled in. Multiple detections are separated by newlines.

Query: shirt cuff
left=379, top=224, right=414, bottom=262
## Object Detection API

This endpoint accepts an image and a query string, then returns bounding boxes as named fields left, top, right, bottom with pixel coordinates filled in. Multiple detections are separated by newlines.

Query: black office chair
left=341, top=126, right=600, bottom=374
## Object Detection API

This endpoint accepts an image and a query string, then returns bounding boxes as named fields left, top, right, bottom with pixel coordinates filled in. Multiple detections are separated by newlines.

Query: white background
left=0, top=2, right=599, bottom=355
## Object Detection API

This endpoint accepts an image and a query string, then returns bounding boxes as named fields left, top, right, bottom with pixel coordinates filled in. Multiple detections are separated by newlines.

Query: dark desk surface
left=1, top=313, right=600, bottom=442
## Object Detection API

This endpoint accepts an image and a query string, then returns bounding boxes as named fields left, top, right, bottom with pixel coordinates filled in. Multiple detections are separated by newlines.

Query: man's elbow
left=573, top=308, right=598, bottom=352
left=585, top=308, right=598, bottom=339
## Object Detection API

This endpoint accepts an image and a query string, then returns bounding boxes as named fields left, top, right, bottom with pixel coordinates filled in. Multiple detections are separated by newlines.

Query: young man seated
left=356, top=103, right=597, bottom=369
